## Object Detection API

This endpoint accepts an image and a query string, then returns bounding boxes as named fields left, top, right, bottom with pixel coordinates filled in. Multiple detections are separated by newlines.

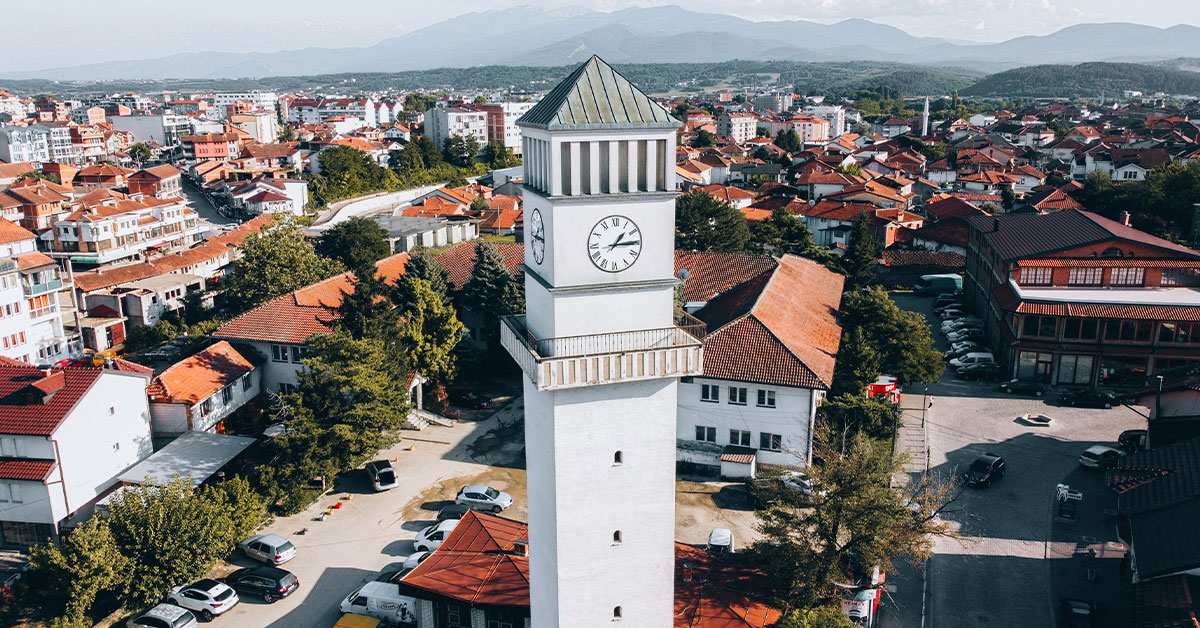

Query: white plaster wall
left=526, top=377, right=677, bottom=628
left=676, top=377, right=815, bottom=467
left=0, top=481, right=55, bottom=524
left=191, top=369, right=261, bottom=433
left=52, top=372, right=152, bottom=517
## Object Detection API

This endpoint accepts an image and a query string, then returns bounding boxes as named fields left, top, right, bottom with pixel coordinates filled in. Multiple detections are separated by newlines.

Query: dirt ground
left=674, top=479, right=763, bottom=551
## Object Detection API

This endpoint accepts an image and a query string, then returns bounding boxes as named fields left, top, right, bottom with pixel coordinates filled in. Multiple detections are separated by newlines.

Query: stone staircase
left=403, top=408, right=455, bottom=430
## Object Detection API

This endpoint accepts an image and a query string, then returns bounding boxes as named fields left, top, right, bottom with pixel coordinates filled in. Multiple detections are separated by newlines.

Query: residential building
left=1, top=180, right=69, bottom=230
left=477, top=102, right=535, bottom=154
left=180, top=133, right=242, bottom=162
left=0, top=359, right=152, bottom=546
left=424, top=107, right=487, bottom=152
left=963, top=210, right=1200, bottom=386
left=228, top=111, right=278, bottom=144
left=677, top=255, right=842, bottom=472
left=69, top=125, right=107, bottom=161
left=75, top=164, right=135, bottom=191
left=804, top=105, right=847, bottom=136
left=753, top=92, right=791, bottom=113
left=128, top=165, right=183, bottom=199
left=42, top=190, right=201, bottom=266
left=108, top=113, right=193, bottom=147
left=0, top=219, right=75, bottom=364
left=716, top=112, right=757, bottom=144
left=791, top=114, right=831, bottom=144
left=84, top=273, right=205, bottom=328
left=226, top=178, right=308, bottom=216
left=0, top=125, right=50, bottom=163
left=212, top=91, right=278, bottom=120
left=0, top=91, right=23, bottom=119
left=70, top=106, right=105, bottom=126
left=375, top=216, right=477, bottom=253
left=147, top=341, right=263, bottom=437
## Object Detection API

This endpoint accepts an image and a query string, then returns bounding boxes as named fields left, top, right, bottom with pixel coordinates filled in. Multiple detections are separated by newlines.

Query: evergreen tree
left=317, top=216, right=391, bottom=275
left=691, top=129, right=716, bottom=148
left=470, top=195, right=490, bottom=214
left=840, top=212, right=879, bottom=291
left=675, top=190, right=751, bottom=252
left=337, top=268, right=401, bottom=343
left=399, top=275, right=465, bottom=383
left=277, top=125, right=298, bottom=142
left=406, top=248, right=451, bottom=302
left=228, top=224, right=345, bottom=311
left=775, top=129, right=803, bottom=153
left=128, top=143, right=152, bottom=167
left=831, top=328, right=883, bottom=397
left=443, top=135, right=480, bottom=168
left=413, top=136, right=442, bottom=165
left=483, top=140, right=522, bottom=169
left=460, top=241, right=514, bottom=347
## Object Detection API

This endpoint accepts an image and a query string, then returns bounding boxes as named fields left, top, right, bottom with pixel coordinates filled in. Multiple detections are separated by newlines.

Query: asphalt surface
left=887, top=292, right=1145, bottom=628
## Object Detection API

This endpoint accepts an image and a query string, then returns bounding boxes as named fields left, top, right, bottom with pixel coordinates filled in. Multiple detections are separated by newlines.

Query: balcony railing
left=23, top=277, right=62, bottom=297
left=501, top=311, right=705, bottom=391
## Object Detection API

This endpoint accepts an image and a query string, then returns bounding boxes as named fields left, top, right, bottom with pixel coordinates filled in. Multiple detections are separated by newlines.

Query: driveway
left=890, top=292, right=1146, bottom=628
left=213, top=400, right=527, bottom=628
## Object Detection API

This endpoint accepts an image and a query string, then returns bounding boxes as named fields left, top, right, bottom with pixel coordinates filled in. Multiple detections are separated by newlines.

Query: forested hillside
left=961, top=62, right=1200, bottom=97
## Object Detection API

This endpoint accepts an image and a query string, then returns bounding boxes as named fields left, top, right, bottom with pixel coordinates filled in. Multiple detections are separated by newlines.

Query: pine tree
left=406, top=248, right=451, bottom=303
left=840, top=212, right=880, bottom=291
left=400, top=275, right=466, bottom=383
left=460, top=241, right=515, bottom=348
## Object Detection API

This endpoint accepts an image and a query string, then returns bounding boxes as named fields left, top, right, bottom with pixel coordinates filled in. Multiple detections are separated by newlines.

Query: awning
left=720, top=446, right=757, bottom=465
left=118, top=431, right=255, bottom=487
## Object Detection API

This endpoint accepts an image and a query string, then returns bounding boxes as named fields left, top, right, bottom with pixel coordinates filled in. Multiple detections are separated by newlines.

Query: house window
left=271, top=345, right=287, bottom=362
left=757, top=389, right=776, bottom=408
left=1022, top=315, right=1058, bottom=338
left=728, top=387, right=747, bottom=405
left=759, top=432, right=783, bottom=452
left=613, top=451, right=623, bottom=465
left=1105, top=319, right=1153, bottom=343
left=613, top=530, right=622, bottom=544
left=279, top=383, right=297, bottom=395
left=1109, top=268, right=1144, bottom=286
left=700, top=384, right=719, bottom=403
left=1160, top=322, right=1200, bottom=344
left=222, top=386, right=233, bottom=404
left=1161, top=269, right=1200, bottom=286
left=242, top=374, right=252, bottom=391
left=1019, top=267, right=1052, bottom=285
left=1068, top=268, right=1103, bottom=286
left=695, top=426, right=717, bottom=443
left=1062, top=318, right=1099, bottom=340
left=200, top=398, right=213, bottom=415
left=730, top=429, right=751, bottom=447
left=290, top=346, right=304, bottom=363
left=613, top=607, right=622, bottom=620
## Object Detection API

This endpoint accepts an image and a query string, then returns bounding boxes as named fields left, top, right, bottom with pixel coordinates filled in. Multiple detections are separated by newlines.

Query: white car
left=455, top=484, right=514, bottom=513
left=949, top=352, right=995, bottom=369
left=403, top=551, right=430, bottom=570
left=707, top=528, right=735, bottom=553
left=239, top=533, right=297, bottom=565
left=941, top=318, right=982, bottom=333
left=414, top=519, right=459, bottom=552
left=167, top=578, right=240, bottom=621
left=1079, top=445, right=1123, bottom=469
left=128, top=604, right=198, bottom=628
left=946, top=327, right=984, bottom=343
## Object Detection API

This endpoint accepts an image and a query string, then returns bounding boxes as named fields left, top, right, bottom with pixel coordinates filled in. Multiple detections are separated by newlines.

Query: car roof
left=461, top=484, right=490, bottom=492
left=1083, top=445, right=1120, bottom=454
left=975, top=453, right=1002, bottom=462
left=189, top=578, right=226, bottom=592
left=242, top=565, right=291, bottom=578
left=367, top=460, right=393, bottom=469
left=708, top=528, right=733, bottom=544
left=142, top=604, right=191, bottom=619
left=441, top=503, right=470, bottom=512
left=962, top=352, right=993, bottom=358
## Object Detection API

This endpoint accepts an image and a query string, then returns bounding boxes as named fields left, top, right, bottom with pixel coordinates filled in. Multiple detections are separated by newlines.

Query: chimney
left=512, top=539, right=529, bottom=558
left=1119, top=211, right=1131, bottom=226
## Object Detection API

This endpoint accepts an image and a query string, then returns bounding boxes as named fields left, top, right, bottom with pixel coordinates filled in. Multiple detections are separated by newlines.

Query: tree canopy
left=840, top=213, right=880, bottom=291
left=837, top=287, right=944, bottom=388
left=228, top=224, right=344, bottom=312
left=316, top=216, right=391, bottom=275
left=749, top=207, right=835, bottom=265
left=675, top=190, right=751, bottom=253
left=443, top=135, right=480, bottom=168
left=483, top=140, right=521, bottom=169
left=398, top=275, right=466, bottom=383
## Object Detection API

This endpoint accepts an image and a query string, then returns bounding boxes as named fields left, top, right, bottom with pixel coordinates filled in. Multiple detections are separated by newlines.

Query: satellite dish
left=677, top=268, right=690, bottom=281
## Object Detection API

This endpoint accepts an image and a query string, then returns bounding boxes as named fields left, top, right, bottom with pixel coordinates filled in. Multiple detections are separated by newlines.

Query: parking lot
left=892, top=292, right=1145, bottom=628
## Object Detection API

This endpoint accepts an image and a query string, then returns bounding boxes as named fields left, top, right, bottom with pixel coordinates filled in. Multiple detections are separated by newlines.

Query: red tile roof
left=1130, top=574, right=1200, bottom=628
left=147, top=341, right=260, bottom=405
left=434, top=241, right=525, bottom=290
left=131, top=164, right=181, bottom=180
left=695, top=255, right=843, bottom=389
left=696, top=184, right=755, bottom=203
left=0, top=218, right=34, bottom=245
left=214, top=253, right=409, bottom=345
left=0, top=458, right=56, bottom=481
left=674, top=543, right=784, bottom=628
left=925, top=195, right=989, bottom=222
left=879, top=250, right=966, bottom=268
left=0, top=362, right=103, bottom=435
left=675, top=252, right=778, bottom=303
left=399, top=510, right=530, bottom=607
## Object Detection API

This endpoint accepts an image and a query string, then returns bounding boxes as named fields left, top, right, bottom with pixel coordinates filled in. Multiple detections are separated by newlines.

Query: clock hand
left=610, top=241, right=640, bottom=247
left=607, top=232, right=626, bottom=251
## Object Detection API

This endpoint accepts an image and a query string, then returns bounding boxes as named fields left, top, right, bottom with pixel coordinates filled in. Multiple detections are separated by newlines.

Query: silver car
left=239, top=533, right=296, bottom=565
left=455, top=484, right=513, bottom=513
left=128, top=604, right=198, bottom=628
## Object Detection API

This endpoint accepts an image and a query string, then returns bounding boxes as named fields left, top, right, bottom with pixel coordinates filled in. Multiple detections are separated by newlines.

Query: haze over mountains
left=6, top=5, right=1200, bottom=81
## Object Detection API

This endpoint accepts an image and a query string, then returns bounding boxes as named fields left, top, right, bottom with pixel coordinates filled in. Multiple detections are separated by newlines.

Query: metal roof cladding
left=517, top=55, right=681, bottom=131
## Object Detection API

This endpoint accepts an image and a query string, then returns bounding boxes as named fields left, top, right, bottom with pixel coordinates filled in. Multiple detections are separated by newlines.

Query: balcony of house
left=21, top=275, right=62, bottom=297
left=500, top=312, right=704, bottom=391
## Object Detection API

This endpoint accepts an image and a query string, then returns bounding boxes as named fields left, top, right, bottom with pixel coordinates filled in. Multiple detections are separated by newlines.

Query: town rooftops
left=0, top=361, right=104, bottom=435
left=517, top=55, right=681, bottom=131
left=0, top=218, right=33, bottom=245
left=147, top=341, right=262, bottom=406
left=967, top=210, right=1200, bottom=262
left=131, top=164, right=181, bottom=180
left=695, top=254, right=844, bottom=389
left=1110, top=437, right=1200, bottom=515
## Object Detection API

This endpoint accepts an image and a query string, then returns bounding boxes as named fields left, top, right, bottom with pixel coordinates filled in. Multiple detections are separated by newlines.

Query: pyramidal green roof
left=518, top=56, right=682, bottom=131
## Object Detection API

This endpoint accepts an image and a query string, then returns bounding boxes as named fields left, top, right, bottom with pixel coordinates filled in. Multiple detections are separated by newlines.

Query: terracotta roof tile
left=0, top=363, right=103, bottom=435
left=147, top=341, right=260, bottom=405
left=0, top=218, right=34, bottom=245
left=674, top=252, right=777, bottom=303
left=0, top=458, right=56, bottom=481
left=398, top=510, right=530, bottom=607
left=673, top=543, right=784, bottom=628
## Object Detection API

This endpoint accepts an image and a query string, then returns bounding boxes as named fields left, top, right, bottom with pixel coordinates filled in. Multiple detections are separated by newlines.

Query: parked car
left=437, top=503, right=471, bottom=522
left=222, top=566, right=299, bottom=603
left=964, top=453, right=1006, bottom=487
left=707, top=528, right=735, bottom=554
left=933, top=294, right=962, bottom=310
left=376, top=552, right=430, bottom=584
left=955, top=363, right=1002, bottom=381
left=939, top=307, right=970, bottom=321
left=365, top=460, right=397, bottom=492
left=1118, top=429, right=1149, bottom=453
left=941, top=317, right=983, bottom=333
left=944, top=341, right=983, bottom=360
left=745, top=470, right=822, bottom=507
left=949, top=352, right=995, bottom=370
left=340, top=581, right=417, bottom=625
left=1079, top=445, right=1123, bottom=469
left=1060, top=389, right=1119, bottom=409
left=239, top=534, right=296, bottom=565
left=946, top=327, right=984, bottom=343
left=914, top=274, right=962, bottom=296
left=128, top=604, right=198, bottom=628
left=455, top=484, right=513, bottom=513
left=999, top=379, right=1046, bottom=397
left=414, top=519, right=459, bottom=552
left=1060, top=598, right=1095, bottom=628
left=450, top=390, right=491, bottom=409
left=167, top=578, right=239, bottom=620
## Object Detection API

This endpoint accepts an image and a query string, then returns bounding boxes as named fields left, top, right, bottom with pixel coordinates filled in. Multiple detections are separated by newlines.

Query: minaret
left=922, top=97, right=930, bottom=137
left=501, top=56, right=703, bottom=627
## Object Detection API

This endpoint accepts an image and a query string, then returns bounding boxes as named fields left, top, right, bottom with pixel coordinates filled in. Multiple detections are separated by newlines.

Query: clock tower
left=501, top=56, right=704, bottom=627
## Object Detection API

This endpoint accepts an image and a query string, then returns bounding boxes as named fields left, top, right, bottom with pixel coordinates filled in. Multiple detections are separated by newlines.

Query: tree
left=750, top=433, right=954, bottom=608
left=831, top=328, right=883, bottom=397
left=443, top=135, right=480, bottom=168
left=1000, top=186, right=1017, bottom=211
left=818, top=394, right=900, bottom=448
left=337, top=267, right=401, bottom=342
left=775, top=129, right=803, bottom=153
left=840, top=212, right=879, bottom=291
left=460, top=241, right=515, bottom=347
left=395, top=140, right=426, bottom=173
left=17, top=170, right=61, bottom=184
left=317, top=216, right=391, bottom=275
left=228, top=224, right=345, bottom=311
left=398, top=275, right=465, bottom=383
left=836, top=162, right=864, bottom=178
left=691, top=129, right=716, bottom=148
left=406, top=248, right=451, bottom=302
left=413, top=136, right=443, bottom=166
left=277, top=125, right=298, bottom=142
left=28, top=517, right=129, bottom=627
left=675, top=190, right=751, bottom=253
left=751, top=207, right=835, bottom=264
left=128, top=143, right=152, bottom=167
left=774, top=608, right=856, bottom=628
left=483, top=140, right=521, bottom=169
left=839, top=288, right=944, bottom=385
left=179, top=290, right=207, bottom=326
left=404, top=93, right=436, bottom=113
left=470, top=195, right=490, bottom=214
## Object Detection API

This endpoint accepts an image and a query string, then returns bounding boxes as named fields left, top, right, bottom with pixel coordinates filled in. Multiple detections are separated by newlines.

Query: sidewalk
left=881, top=391, right=931, bottom=628
left=895, top=393, right=931, bottom=481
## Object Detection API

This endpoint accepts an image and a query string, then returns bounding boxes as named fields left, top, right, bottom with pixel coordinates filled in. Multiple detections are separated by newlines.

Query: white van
left=949, top=352, right=996, bottom=369
left=340, top=582, right=417, bottom=626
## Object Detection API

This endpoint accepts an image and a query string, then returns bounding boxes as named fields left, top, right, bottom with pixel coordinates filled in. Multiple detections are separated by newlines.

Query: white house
left=677, top=255, right=843, bottom=474
left=0, top=219, right=75, bottom=364
left=0, top=125, right=51, bottom=163
left=424, top=107, right=487, bottom=152
left=0, top=358, right=152, bottom=546
left=147, top=341, right=263, bottom=437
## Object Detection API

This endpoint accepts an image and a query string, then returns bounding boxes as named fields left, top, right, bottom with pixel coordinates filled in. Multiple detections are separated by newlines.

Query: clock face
left=587, top=215, right=641, bottom=273
left=529, top=208, right=545, bottom=264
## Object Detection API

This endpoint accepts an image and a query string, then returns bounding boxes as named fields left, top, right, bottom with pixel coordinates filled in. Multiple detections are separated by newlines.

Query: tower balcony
left=500, top=311, right=705, bottom=391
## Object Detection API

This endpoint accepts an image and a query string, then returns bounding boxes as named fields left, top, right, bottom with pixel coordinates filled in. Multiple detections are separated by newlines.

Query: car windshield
left=970, top=459, right=992, bottom=473
left=278, top=541, right=295, bottom=553
left=1081, top=451, right=1100, bottom=460
left=214, top=587, right=234, bottom=601
left=484, top=487, right=500, bottom=499
left=378, top=470, right=396, bottom=483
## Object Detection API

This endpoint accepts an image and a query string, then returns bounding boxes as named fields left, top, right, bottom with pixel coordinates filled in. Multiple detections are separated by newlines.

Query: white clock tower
left=501, top=56, right=704, bottom=627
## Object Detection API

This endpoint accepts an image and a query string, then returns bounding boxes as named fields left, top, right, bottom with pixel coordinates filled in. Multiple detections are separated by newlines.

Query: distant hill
left=5, top=5, right=1200, bottom=81
left=961, top=62, right=1200, bottom=97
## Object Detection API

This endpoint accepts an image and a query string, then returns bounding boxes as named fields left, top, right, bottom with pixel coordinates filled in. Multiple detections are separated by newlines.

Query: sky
left=9, top=0, right=1200, bottom=71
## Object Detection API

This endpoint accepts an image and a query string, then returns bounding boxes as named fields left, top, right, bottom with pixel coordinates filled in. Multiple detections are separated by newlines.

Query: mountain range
left=5, top=5, right=1200, bottom=81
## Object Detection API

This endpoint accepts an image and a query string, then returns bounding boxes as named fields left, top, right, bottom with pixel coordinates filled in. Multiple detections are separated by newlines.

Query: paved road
left=889, top=292, right=1144, bottom=628
left=182, top=180, right=236, bottom=227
